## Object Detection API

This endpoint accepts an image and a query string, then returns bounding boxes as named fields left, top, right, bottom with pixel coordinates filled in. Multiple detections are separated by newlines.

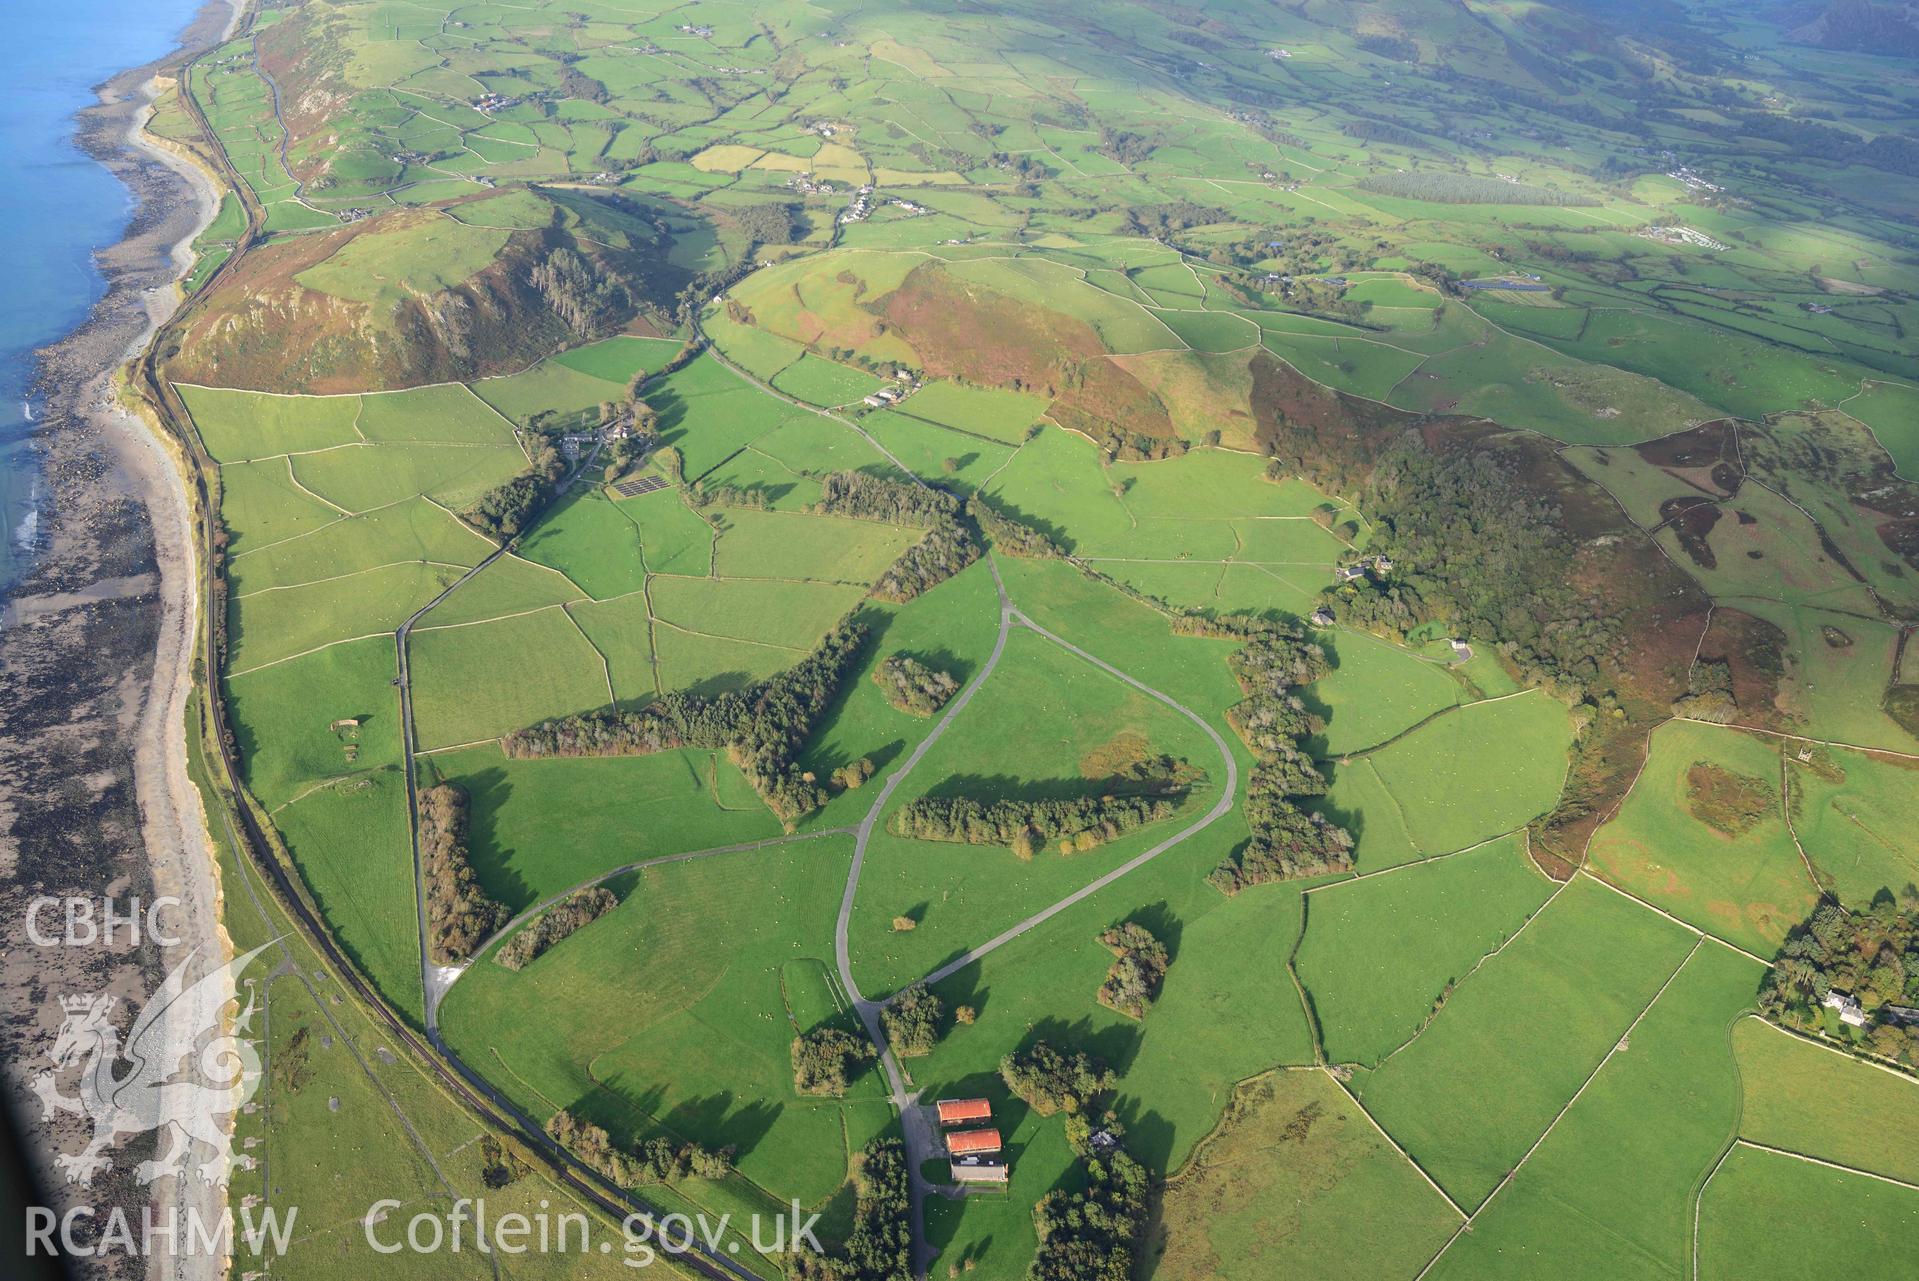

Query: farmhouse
left=936, top=1098, right=992, bottom=1126
left=1336, top=565, right=1366, bottom=583
left=1822, top=989, right=1869, bottom=1028
left=949, top=1155, right=1008, bottom=1185
left=946, top=1128, right=1002, bottom=1156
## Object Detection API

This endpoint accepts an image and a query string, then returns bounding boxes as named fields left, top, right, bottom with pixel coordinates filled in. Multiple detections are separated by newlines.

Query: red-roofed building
left=936, top=1098, right=992, bottom=1127
left=946, top=1128, right=1002, bottom=1156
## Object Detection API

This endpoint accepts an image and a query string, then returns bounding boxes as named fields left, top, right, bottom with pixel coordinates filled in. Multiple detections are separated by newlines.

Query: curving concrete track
left=830, top=557, right=1240, bottom=1277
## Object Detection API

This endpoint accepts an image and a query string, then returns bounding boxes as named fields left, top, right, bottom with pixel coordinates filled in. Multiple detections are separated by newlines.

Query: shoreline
left=0, top=3, right=240, bottom=1279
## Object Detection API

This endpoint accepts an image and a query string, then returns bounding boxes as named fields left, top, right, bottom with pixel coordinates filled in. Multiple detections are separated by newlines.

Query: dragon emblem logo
left=30, top=940, right=275, bottom=1187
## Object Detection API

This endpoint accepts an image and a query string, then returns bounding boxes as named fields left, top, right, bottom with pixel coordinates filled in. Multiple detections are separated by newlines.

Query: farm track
left=831, top=554, right=1243, bottom=1276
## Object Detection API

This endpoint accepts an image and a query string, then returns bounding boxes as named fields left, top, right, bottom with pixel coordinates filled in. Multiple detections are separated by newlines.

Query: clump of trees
left=496, top=886, right=615, bottom=971
left=420, top=784, right=507, bottom=964
left=815, top=471, right=981, bottom=603
left=832, top=756, right=876, bottom=790
left=874, top=521, right=979, bottom=603
left=874, top=654, right=960, bottom=717
left=690, top=481, right=772, bottom=510
left=466, top=439, right=568, bottom=540
left=881, top=983, right=942, bottom=1057
left=791, top=1026, right=877, bottom=1096
left=502, top=616, right=868, bottom=822
left=1760, top=899, right=1919, bottom=1066
left=890, top=793, right=1180, bottom=859
left=731, top=200, right=802, bottom=247
left=557, top=64, right=610, bottom=105
left=967, top=498, right=1065, bottom=558
left=1096, top=127, right=1156, bottom=166
left=1672, top=657, right=1736, bottom=722
left=544, top=1110, right=731, bottom=1187
left=1335, top=439, right=1624, bottom=705
left=1119, top=200, right=1228, bottom=238
left=1167, top=615, right=1354, bottom=891
left=1211, top=799, right=1353, bottom=892
left=816, top=471, right=958, bottom=526
left=1031, top=1132, right=1150, bottom=1281
left=1096, top=922, right=1169, bottom=1019
left=530, top=244, right=638, bottom=336
left=999, top=1042, right=1114, bottom=1116
left=787, top=1137, right=910, bottom=1281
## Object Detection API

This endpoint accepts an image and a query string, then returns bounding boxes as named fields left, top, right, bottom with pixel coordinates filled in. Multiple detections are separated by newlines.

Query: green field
left=422, top=744, right=786, bottom=908
left=1590, top=721, right=1816, bottom=957
left=516, top=487, right=651, bottom=599
left=1787, top=746, right=1919, bottom=909
left=1308, top=630, right=1468, bottom=756
left=708, top=508, right=917, bottom=584
left=1356, top=875, right=1696, bottom=1209
left=1731, top=1017, right=1919, bottom=1187
left=1297, top=836, right=1556, bottom=1067
left=408, top=608, right=611, bottom=749
left=182, top=384, right=362, bottom=461
left=1845, top=380, right=1919, bottom=479
left=1427, top=941, right=1764, bottom=1281
left=438, top=838, right=885, bottom=1219
left=1148, top=1070, right=1460, bottom=1281
left=1362, top=692, right=1573, bottom=857
left=1699, top=1146, right=1919, bottom=1281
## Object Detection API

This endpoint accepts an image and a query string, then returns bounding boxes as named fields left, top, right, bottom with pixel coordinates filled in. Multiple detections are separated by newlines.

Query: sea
left=0, top=0, right=208, bottom=591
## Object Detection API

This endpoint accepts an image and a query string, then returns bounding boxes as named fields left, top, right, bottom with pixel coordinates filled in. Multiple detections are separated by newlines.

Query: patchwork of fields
left=158, top=1, right=1919, bottom=1278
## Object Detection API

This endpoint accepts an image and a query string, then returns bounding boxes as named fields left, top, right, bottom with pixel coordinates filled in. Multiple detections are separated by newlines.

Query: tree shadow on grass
left=920, top=772, right=1113, bottom=804
left=664, top=1091, right=783, bottom=1161
left=970, top=492, right=1074, bottom=554
left=449, top=765, right=538, bottom=912
left=680, top=669, right=758, bottom=699
left=1107, top=1100, right=1177, bottom=1172
left=929, top=963, right=989, bottom=1024
left=892, top=643, right=977, bottom=688
left=1111, top=900, right=1183, bottom=963
left=582, top=1076, right=785, bottom=1165
left=1020, top=1015, right=1144, bottom=1081
left=1305, top=761, right=1370, bottom=851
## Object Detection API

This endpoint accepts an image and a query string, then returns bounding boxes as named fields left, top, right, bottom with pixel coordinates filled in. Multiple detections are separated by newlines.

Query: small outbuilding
left=950, top=1155, right=1008, bottom=1185
left=1310, top=608, right=1335, bottom=628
